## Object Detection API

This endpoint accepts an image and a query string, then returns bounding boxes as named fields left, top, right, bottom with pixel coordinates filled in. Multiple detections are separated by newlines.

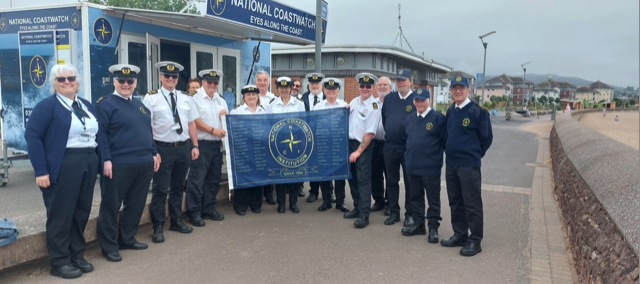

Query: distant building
left=271, top=45, right=451, bottom=103
left=575, top=80, right=614, bottom=103
left=533, top=79, right=576, bottom=101
left=475, top=74, right=534, bottom=104
left=435, top=71, right=476, bottom=105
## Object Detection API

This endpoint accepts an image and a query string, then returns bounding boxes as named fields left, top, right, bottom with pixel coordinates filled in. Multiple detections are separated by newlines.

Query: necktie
left=313, top=95, right=318, bottom=106
left=455, top=107, right=460, bottom=112
left=170, top=92, right=183, bottom=134
left=127, top=98, right=132, bottom=103
left=71, top=101, right=89, bottom=118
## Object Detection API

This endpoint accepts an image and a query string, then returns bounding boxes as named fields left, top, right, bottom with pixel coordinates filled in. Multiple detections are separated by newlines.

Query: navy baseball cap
left=450, top=76, right=469, bottom=88
left=395, top=69, right=412, bottom=80
left=413, top=88, right=431, bottom=100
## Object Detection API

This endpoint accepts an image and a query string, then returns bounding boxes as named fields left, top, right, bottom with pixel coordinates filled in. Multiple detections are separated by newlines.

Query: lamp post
left=521, top=62, right=531, bottom=105
left=479, top=31, right=496, bottom=106
left=548, top=76, right=555, bottom=120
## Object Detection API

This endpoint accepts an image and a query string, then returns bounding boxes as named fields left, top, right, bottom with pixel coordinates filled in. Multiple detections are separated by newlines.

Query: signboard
left=206, top=0, right=326, bottom=43
left=19, top=30, right=57, bottom=129
left=223, top=108, right=351, bottom=189
left=476, top=73, right=483, bottom=80
left=0, top=7, right=81, bottom=34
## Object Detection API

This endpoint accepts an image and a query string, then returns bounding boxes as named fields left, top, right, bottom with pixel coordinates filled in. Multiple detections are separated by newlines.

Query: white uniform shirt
left=348, top=95, right=381, bottom=142
left=265, top=97, right=305, bottom=114
left=230, top=104, right=267, bottom=115
left=456, top=97, right=471, bottom=109
left=372, top=97, right=386, bottom=141
left=307, top=91, right=324, bottom=109
left=192, top=88, right=228, bottom=141
left=142, top=87, right=199, bottom=143
left=258, top=91, right=276, bottom=107
left=417, top=107, right=432, bottom=118
left=398, top=90, right=414, bottom=100
left=312, top=98, right=347, bottom=111
left=57, top=94, right=99, bottom=148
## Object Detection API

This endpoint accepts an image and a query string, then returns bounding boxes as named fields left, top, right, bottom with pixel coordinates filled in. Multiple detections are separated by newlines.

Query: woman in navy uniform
left=25, top=64, right=99, bottom=279
left=231, top=85, right=266, bottom=215
left=95, top=64, right=160, bottom=262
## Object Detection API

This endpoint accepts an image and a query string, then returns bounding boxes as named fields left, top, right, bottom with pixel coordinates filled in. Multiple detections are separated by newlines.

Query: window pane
left=196, top=52, right=214, bottom=72
left=221, top=55, right=237, bottom=110
left=128, top=42, right=148, bottom=97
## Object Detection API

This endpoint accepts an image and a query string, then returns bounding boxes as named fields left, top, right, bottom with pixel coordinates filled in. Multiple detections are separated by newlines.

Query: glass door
left=119, top=34, right=148, bottom=98
left=146, top=33, right=160, bottom=93
left=217, top=47, right=240, bottom=110
left=190, top=44, right=216, bottom=81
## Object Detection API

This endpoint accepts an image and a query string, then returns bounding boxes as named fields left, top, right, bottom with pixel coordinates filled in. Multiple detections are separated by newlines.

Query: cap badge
left=417, top=89, right=422, bottom=94
left=312, top=75, right=318, bottom=80
left=328, top=80, right=335, bottom=86
left=456, top=76, right=462, bottom=82
left=363, top=76, right=370, bottom=82
left=280, top=80, right=287, bottom=86
left=167, top=64, right=175, bottom=71
left=210, top=71, right=216, bottom=77
left=122, top=68, right=131, bottom=74
left=248, top=87, right=255, bottom=91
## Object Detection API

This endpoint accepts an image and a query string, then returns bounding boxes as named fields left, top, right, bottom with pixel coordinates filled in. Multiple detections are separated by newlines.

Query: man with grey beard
left=370, top=77, right=392, bottom=215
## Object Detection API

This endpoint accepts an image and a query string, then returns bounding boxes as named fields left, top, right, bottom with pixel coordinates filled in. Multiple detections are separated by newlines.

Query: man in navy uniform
left=96, top=64, right=160, bottom=262
left=440, top=76, right=493, bottom=257
left=381, top=69, right=416, bottom=227
left=185, top=69, right=228, bottom=227
left=142, top=61, right=200, bottom=243
left=301, top=72, right=325, bottom=201
left=344, top=73, right=382, bottom=228
left=400, top=88, right=445, bottom=243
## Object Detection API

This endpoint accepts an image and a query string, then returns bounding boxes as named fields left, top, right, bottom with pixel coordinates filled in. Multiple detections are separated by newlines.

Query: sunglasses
left=293, top=84, right=301, bottom=88
left=163, top=74, right=178, bottom=80
left=55, top=76, right=77, bottom=83
left=116, top=78, right=136, bottom=85
left=359, top=84, right=373, bottom=89
left=203, top=80, right=219, bottom=85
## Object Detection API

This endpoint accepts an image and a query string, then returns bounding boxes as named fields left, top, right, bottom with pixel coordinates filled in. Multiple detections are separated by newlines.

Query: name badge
left=171, top=123, right=181, bottom=131
left=80, top=132, right=93, bottom=142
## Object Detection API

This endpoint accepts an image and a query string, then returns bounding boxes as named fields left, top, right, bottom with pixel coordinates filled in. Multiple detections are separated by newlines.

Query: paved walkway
left=0, top=116, right=578, bottom=283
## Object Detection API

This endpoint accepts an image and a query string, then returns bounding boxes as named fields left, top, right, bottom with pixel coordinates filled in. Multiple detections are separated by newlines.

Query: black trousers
left=320, top=180, right=345, bottom=203
left=186, top=140, right=222, bottom=217
left=97, top=160, right=154, bottom=253
left=383, top=147, right=412, bottom=217
left=151, top=142, right=190, bottom=226
left=233, top=187, right=262, bottom=212
left=309, top=181, right=320, bottom=195
left=276, top=183, right=298, bottom=205
left=371, top=140, right=386, bottom=204
left=41, top=148, right=98, bottom=267
left=263, top=185, right=274, bottom=199
left=408, top=174, right=442, bottom=229
left=445, top=166, right=483, bottom=243
left=347, top=139, right=374, bottom=217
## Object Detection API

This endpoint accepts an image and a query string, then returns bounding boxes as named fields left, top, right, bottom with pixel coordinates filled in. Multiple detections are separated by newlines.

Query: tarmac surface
left=0, top=112, right=577, bottom=284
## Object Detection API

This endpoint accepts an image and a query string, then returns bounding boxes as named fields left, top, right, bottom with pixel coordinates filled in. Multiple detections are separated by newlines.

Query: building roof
left=556, top=81, right=576, bottom=88
left=589, top=80, right=613, bottom=90
left=576, top=86, right=602, bottom=94
left=484, top=73, right=533, bottom=85
left=272, top=45, right=451, bottom=73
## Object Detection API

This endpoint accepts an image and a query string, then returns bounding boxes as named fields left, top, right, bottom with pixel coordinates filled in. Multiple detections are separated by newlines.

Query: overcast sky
left=2, top=0, right=638, bottom=88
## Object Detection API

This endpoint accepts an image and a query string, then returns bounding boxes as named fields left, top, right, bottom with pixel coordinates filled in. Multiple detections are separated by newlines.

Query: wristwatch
left=193, top=145, right=199, bottom=149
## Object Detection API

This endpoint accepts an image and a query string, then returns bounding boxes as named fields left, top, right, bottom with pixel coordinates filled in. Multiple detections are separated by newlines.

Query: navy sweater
left=95, top=95, right=156, bottom=164
left=381, top=91, right=416, bottom=150
left=405, top=110, right=446, bottom=176
left=444, top=102, right=493, bottom=167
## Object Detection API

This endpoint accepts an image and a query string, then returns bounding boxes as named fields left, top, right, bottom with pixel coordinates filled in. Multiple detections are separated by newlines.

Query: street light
left=479, top=31, right=496, bottom=106
left=521, top=62, right=531, bottom=104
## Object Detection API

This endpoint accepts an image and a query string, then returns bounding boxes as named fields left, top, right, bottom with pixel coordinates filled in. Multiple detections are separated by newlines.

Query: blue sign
left=206, top=0, right=324, bottom=43
left=56, top=30, right=70, bottom=46
left=476, top=73, right=483, bottom=80
left=23, top=108, right=33, bottom=127
left=224, top=108, right=351, bottom=189
left=321, top=1, right=328, bottom=20
left=19, top=30, right=55, bottom=45
left=252, top=45, right=261, bottom=62
left=0, top=7, right=81, bottom=34
left=29, top=55, right=47, bottom=88
left=93, top=17, right=113, bottom=45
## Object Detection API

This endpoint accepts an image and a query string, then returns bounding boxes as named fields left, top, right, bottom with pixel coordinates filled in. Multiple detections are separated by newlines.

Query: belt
left=154, top=140, right=188, bottom=147
left=198, top=140, right=222, bottom=144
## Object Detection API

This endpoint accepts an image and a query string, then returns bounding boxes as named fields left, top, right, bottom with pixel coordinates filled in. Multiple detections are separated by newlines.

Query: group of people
left=24, top=62, right=492, bottom=280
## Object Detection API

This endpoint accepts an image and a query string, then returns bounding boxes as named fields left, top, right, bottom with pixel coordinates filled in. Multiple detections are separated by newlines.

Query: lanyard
left=160, top=89, right=178, bottom=118
left=57, top=94, right=86, bottom=129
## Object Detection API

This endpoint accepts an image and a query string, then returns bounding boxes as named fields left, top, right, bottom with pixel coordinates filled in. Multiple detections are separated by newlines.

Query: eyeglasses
left=55, top=76, right=77, bottom=83
left=116, top=78, right=136, bottom=85
left=162, top=74, right=178, bottom=80
left=359, top=84, right=373, bottom=89
left=293, top=84, right=301, bottom=88
left=203, top=80, right=219, bottom=85
left=451, top=86, right=467, bottom=91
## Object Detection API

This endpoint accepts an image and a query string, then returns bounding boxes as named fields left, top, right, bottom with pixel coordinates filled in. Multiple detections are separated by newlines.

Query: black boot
left=318, top=201, right=332, bottom=211
left=152, top=225, right=164, bottom=243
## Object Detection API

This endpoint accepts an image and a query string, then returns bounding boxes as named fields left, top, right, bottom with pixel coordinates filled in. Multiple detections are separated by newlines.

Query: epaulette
left=372, top=102, right=379, bottom=110
left=187, top=91, right=197, bottom=97
left=219, top=95, right=226, bottom=101
left=148, top=90, right=158, bottom=95
left=96, top=96, right=107, bottom=104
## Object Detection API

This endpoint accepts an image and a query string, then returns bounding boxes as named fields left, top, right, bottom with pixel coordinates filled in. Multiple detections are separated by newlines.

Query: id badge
left=80, top=132, right=92, bottom=142
left=171, top=123, right=181, bottom=131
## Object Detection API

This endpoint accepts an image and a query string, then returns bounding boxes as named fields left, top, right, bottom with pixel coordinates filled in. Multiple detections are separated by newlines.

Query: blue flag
left=223, top=108, right=352, bottom=189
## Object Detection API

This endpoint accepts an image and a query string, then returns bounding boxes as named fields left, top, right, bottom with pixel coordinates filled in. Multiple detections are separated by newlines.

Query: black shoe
left=188, top=215, right=205, bottom=227
left=460, top=242, right=482, bottom=256
left=403, top=215, right=415, bottom=227
left=401, top=223, right=427, bottom=236
left=169, top=220, right=193, bottom=234
left=202, top=211, right=224, bottom=221
left=306, top=194, right=318, bottom=202
left=236, top=210, right=246, bottom=216
left=354, top=216, right=369, bottom=228
left=50, top=264, right=82, bottom=279
left=343, top=209, right=359, bottom=219
left=277, top=205, right=285, bottom=213
left=298, top=188, right=306, bottom=197
left=251, top=208, right=261, bottom=214
left=265, top=194, right=276, bottom=205
left=384, top=214, right=401, bottom=225
left=384, top=207, right=391, bottom=216
left=318, top=201, right=332, bottom=211
left=119, top=241, right=148, bottom=250
left=102, top=251, right=122, bottom=262
left=290, top=204, right=300, bottom=213
left=331, top=192, right=336, bottom=203
left=152, top=225, right=164, bottom=243
left=428, top=229, right=439, bottom=243
left=440, top=235, right=468, bottom=247
left=72, top=258, right=94, bottom=273
left=335, top=202, right=350, bottom=213
left=370, top=202, right=386, bottom=212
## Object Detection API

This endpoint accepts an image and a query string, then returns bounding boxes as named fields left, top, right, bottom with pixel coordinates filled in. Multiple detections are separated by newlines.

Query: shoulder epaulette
left=148, top=90, right=158, bottom=95
left=219, top=95, right=226, bottom=101
left=96, top=96, right=107, bottom=104
left=186, top=91, right=196, bottom=97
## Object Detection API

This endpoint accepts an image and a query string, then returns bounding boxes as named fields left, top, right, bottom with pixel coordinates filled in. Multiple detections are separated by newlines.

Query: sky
left=2, top=0, right=638, bottom=88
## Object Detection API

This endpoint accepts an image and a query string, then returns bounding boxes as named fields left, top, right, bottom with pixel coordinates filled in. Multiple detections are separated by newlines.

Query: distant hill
left=475, top=74, right=625, bottom=90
